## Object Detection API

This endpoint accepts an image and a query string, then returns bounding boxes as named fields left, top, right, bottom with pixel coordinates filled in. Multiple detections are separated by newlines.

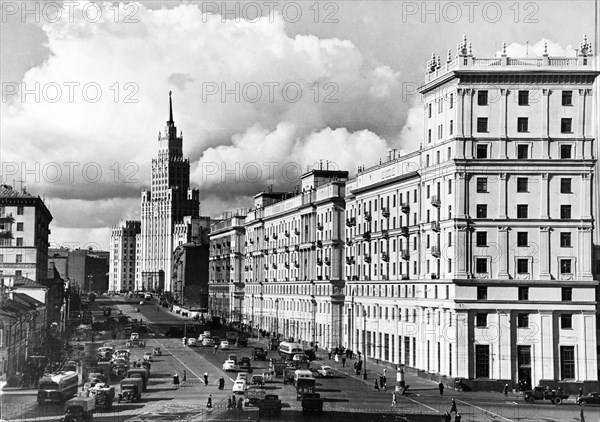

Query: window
left=16, top=254, right=22, bottom=263
left=477, top=118, right=488, bottom=133
left=518, top=90, right=529, bottom=106
left=560, top=178, right=572, bottom=194
left=17, top=206, right=23, bottom=215
left=449, top=120, right=454, bottom=135
left=428, top=129, right=432, bottom=143
left=438, top=98, right=443, bottom=113
left=517, top=313, right=529, bottom=328
left=476, top=204, right=488, bottom=218
left=561, top=118, right=572, bottom=133
left=560, top=144, right=572, bottom=159
left=428, top=103, right=432, bottom=118
left=448, top=205, right=452, bottom=218
left=560, top=232, right=572, bottom=247
left=478, top=90, right=488, bottom=106
left=562, top=91, right=573, bottom=106
left=517, top=259, right=528, bottom=274
left=477, top=286, right=488, bottom=300
left=517, top=144, right=529, bottom=159
left=448, top=179, right=452, bottom=194
left=476, top=178, right=488, bottom=193
left=518, top=287, right=529, bottom=301
left=16, top=238, right=23, bottom=246
left=16, top=222, right=23, bottom=231
left=448, top=232, right=452, bottom=246
left=447, top=147, right=452, bottom=160
left=517, top=232, right=528, bottom=247
left=450, top=93, right=454, bottom=109
left=516, top=177, right=528, bottom=192
left=517, top=205, right=528, bottom=219
left=560, top=259, right=572, bottom=274
left=476, top=313, right=488, bottom=327
left=560, top=346, right=575, bottom=379
left=438, top=125, right=443, bottom=139
left=561, top=314, right=573, bottom=329
left=560, top=205, right=572, bottom=219
left=517, top=117, right=529, bottom=133
left=476, top=258, right=487, bottom=274
left=475, top=345, right=490, bottom=378
left=561, top=287, right=572, bottom=301
left=476, top=144, right=488, bottom=158
left=476, top=232, right=487, bottom=247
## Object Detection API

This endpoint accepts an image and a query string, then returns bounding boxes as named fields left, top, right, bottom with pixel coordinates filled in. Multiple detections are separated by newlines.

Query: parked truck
left=524, top=386, right=570, bottom=405
left=126, top=368, right=149, bottom=391
left=257, top=394, right=282, bottom=417
left=119, top=378, right=142, bottom=403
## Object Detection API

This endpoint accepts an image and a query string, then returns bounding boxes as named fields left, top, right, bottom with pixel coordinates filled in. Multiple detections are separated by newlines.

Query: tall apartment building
left=48, top=247, right=109, bottom=292
left=241, top=170, right=348, bottom=348
left=109, top=220, right=141, bottom=292
left=344, top=36, right=598, bottom=390
left=209, top=211, right=247, bottom=322
left=138, top=92, right=201, bottom=292
left=0, top=185, right=52, bottom=284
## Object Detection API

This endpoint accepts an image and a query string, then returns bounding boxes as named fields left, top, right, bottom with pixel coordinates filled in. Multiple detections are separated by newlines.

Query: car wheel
left=525, top=396, right=535, bottom=403
left=553, top=397, right=562, bottom=405
left=579, top=400, right=587, bottom=406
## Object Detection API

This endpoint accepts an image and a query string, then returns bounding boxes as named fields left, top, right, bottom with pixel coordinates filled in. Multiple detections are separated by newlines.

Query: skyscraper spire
left=168, top=91, right=174, bottom=126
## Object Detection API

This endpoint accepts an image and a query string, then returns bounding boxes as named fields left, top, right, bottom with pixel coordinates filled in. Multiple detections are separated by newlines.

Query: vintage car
left=187, top=338, right=197, bottom=347
left=223, top=360, right=239, bottom=372
left=316, top=365, right=334, bottom=377
left=60, top=397, right=96, bottom=422
left=232, top=379, right=247, bottom=394
left=220, top=341, right=230, bottom=350
left=577, top=392, right=600, bottom=406
left=143, top=352, right=153, bottom=362
left=88, top=383, right=115, bottom=410
left=153, top=347, right=162, bottom=356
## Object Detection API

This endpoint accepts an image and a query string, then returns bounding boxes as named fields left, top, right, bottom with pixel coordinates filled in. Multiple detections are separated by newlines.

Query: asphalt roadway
left=1, top=296, right=597, bottom=422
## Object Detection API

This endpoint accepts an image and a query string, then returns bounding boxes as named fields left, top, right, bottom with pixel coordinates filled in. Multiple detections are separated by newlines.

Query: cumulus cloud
left=2, top=1, right=412, bottom=248
left=496, top=39, right=577, bottom=58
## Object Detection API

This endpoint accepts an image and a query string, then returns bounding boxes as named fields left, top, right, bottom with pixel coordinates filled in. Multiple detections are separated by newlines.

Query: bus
left=37, top=371, right=79, bottom=404
left=278, top=342, right=304, bottom=360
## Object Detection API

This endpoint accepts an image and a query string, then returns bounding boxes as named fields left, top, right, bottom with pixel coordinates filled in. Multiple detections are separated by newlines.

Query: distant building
left=109, top=220, right=141, bottom=292
left=47, top=247, right=109, bottom=293
left=0, top=184, right=52, bottom=284
left=138, top=92, right=202, bottom=293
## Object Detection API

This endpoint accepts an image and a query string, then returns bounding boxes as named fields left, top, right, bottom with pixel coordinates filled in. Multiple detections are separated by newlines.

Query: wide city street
left=1, top=296, right=597, bottom=422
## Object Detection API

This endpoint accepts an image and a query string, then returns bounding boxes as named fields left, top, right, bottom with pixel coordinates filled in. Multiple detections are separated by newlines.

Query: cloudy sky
left=0, top=0, right=595, bottom=250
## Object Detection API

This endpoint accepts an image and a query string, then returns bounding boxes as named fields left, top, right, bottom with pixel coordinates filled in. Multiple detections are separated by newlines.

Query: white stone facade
left=108, top=220, right=140, bottom=292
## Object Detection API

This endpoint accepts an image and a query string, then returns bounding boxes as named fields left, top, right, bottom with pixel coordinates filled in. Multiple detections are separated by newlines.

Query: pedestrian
left=442, top=411, right=451, bottom=422
left=314, top=344, right=318, bottom=353
left=455, top=414, right=462, bottom=422
left=342, top=357, right=346, bottom=367
left=207, top=394, right=212, bottom=409
left=580, top=407, right=585, bottom=422
left=183, top=370, right=187, bottom=382
left=382, top=375, right=387, bottom=391
left=450, top=398, right=457, bottom=414
left=328, top=349, right=332, bottom=360
left=374, top=379, right=379, bottom=391
left=219, top=376, right=225, bottom=390
left=379, top=375, right=384, bottom=390
left=214, top=344, right=218, bottom=354
left=438, top=381, right=445, bottom=396
left=172, top=373, right=180, bottom=389
left=237, top=397, right=244, bottom=411
left=227, top=397, right=232, bottom=410
left=503, top=383, right=509, bottom=395
left=578, top=388, right=583, bottom=398
left=391, top=391, right=397, bottom=407
left=203, top=372, right=209, bottom=386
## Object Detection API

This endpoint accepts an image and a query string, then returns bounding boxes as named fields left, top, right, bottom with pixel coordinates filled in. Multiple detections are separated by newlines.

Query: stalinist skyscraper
left=137, top=92, right=201, bottom=292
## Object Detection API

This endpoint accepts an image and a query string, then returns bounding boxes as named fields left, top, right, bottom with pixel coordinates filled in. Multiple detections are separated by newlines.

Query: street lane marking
left=403, top=396, right=440, bottom=413
left=456, top=399, right=513, bottom=422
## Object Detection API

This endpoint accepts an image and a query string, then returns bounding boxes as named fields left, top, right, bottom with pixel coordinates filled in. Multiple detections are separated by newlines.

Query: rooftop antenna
left=526, top=40, right=529, bottom=57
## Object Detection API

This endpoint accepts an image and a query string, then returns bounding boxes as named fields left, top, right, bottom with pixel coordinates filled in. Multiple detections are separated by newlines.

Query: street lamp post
left=275, top=298, right=279, bottom=338
left=363, top=310, right=367, bottom=380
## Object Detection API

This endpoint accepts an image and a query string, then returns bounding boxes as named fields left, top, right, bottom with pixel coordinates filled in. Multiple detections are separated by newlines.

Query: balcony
left=346, top=256, right=355, bottom=265
left=401, top=250, right=410, bottom=260
left=317, top=275, right=323, bottom=281
left=431, top=196, right=441, bottom=207
left=285, top=231, right=290, bottom=237
left=402, top=274, right=409, bottom=280
left=325, top=258, right=331, bottom=266
left=316, top=240, right=323, bottom=249
left=364, top=255, right=372, bottom=264
left=400, top=226, right=409, bottom=237
left=294, top=261, right=299, bottom=268
left=0, top=213, right=14, bottom=221
left=264, top=235, right=269, bottom=241
left=382, top=253, right=390, bottom=262
left=249, top=239, right=254, bottom=244
left=431, top=273, right=438, bottom=279
left=272, top=233, right=278, bottom=240
left=317, top=223, right=324, bottom=231
left=245, top=265, right=249, bottom=271
left=294, top=245, right=300, bottom=252
left=362, top=231, right=371, bottom=241
left=284, top=246, right=289, bottom=253
left=431, top=245, right=441, bottom=257
left=401, top=203, right=410, bottom=213
left=0, top=229, right=13, bottom=238
left=345, top=217, right=356, bottom=227
left=272, top=248, right=278, bottom=254
left=382, top=229, right=389, bottom=239
left=272, top=263, right=277, bottom=269
left=346, top=239, right=353, bottom=247
left=264, top=264, right=269, bottom=270
left=294, top=229, right=300, bottom=236
left=364, top=212, right=372, bottom=222
left=216, top=244, right=222, bottom=249
left=284, top=262, right=290, bottom=268
left=263, top=249, right=269, bottom=255
left=317, top=259, right=323, bottom=266
left=431, top=221, right=440, bottom=232
left=382, top=208, right=390, bottom=218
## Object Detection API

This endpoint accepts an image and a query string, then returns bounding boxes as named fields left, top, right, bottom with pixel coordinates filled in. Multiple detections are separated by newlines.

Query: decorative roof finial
left=580, top=34, right=591, bottom=56
left=436, top=55, right=441, bottom=68
left=502, top=42, right=506, bottom=55
left=447, top=49, right=452, bottom=63
left=468, top=42, right=472, bottom=55
left=463, top=34, right=467, bottom=43
left=168, top=91, right=174, bottom=125
left=544, top=42, right=548, bottom=55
